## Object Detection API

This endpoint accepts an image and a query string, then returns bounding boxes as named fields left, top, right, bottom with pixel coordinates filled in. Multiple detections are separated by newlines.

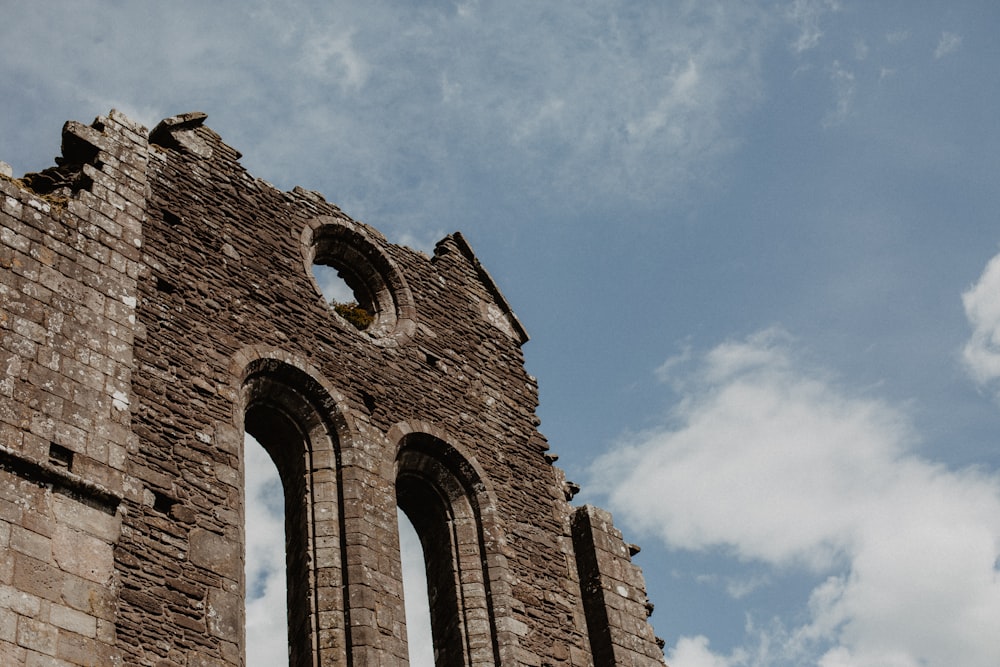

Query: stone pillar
left=0, top=109, right=148, bottom=666
left=572, top=505, right=665, bottom=665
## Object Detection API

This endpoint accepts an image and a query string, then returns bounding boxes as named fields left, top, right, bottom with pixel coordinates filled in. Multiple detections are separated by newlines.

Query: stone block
left=0, top=607, right=17, bottom=643
left=16, top=615, right=58, bottom=655
left=56, top=628, right=113, bottom=666
left=60, top=575, right=115, bottom=621
left=189, top=528, right=240, bottom=581
left=206, top=588, right=241, bottom=641
left=51, top=525, right=113, bottom=584
left=10, top=526, right=51, bottom=562
left=12, top=555, right=63, bottom=604
left=48, top=604, right=96, bottom=639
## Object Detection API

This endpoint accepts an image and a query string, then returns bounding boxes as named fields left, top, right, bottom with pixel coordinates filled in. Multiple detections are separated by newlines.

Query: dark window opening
left=395, top=433, right=503, bottom=667
left=244, top=405, right=314, bottom=667
left=243, top=431, right=290, bottom=666
left=397, top=476, right=465, bottom=667
left=240, top=361, right=351, bottom=667
left=151, top=490, right=176, bottom=515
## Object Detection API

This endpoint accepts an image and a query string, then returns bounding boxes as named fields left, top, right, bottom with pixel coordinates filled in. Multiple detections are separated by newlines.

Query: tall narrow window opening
left=398, top=507, right=435, bottom=665
left=241, top=361, right=346, bottom=667
left=244, top=433, right=289, bottom=666
left=243, top=403, right=317, bottom=667
left=396, top=433, right=503, bottom=667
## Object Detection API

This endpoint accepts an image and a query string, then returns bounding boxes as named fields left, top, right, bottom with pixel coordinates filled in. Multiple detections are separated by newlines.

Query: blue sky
left=4, top=2, right=1000, bottom=665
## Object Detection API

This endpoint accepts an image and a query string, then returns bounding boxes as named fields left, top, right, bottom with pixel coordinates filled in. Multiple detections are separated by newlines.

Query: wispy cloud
left=594, top=329, right=1000, bottom=666
left=298, top=30, right=370, bottom=89
left=885, top=29, right=910, bottom=45
left=0, top=0, right=779, bottom=231
left=725, top=574, right=771, bottom=600
left=625, top=59, right=702, bottom=141
left=823, top=61, right=855, bottom=127
left=934, top=31, right=963, bottom=59
left=787, top=0, right=840, bottom=53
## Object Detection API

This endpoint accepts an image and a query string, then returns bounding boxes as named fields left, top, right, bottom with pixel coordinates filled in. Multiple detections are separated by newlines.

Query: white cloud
left=668, top=635, right=746, bottom=667
left=625, top=59, right=701, bottom=142
left=725, top=574, right=771, bottom=600
left=595, top=330, right=1000, bottom=667
left=962, top=250, right=1000, bottom=395
left=934, top=32, right=962, bottom=59
left=787, top=0, right=840, bottom=53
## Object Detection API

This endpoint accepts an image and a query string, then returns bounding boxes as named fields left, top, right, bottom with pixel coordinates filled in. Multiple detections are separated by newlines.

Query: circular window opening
left=305, top=220, right=416, bottom=346
left=311, top=263, right=376, bottom=332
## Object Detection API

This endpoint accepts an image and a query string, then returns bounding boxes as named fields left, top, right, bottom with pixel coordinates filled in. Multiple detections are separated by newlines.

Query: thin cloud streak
left=0, top=0, right=776, bottom=226
left=787, top=0, right=840, bottom=53
left=823, top=61, right=855, bottom=127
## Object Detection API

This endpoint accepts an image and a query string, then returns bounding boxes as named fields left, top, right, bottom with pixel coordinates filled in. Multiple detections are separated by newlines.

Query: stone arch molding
left=390, top=420, right=523, bottom=667
left=230, top=346, right=370, bottom=666
left=301, top=215, right=417, bottom=347
left=228, top=350, right=525, bottom=665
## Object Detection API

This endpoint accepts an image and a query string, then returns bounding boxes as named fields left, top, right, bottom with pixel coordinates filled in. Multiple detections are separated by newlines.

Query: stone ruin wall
left=0, top=110, right=666, bottom=666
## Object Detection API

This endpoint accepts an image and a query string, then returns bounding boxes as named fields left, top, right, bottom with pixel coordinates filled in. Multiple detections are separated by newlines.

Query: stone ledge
left=0, top=444, right=122, bottom=516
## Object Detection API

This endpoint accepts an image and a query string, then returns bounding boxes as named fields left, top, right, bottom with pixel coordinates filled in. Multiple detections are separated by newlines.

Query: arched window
left=395, top=433, right=503, bottom=667
left=235, top=358, right=520, bottom=665
left=241, top=359, right=349, bottom=667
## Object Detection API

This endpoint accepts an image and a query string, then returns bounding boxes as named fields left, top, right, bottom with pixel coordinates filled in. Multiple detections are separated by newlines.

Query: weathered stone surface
left=206, top=588, right=241, bottom=641
left=189, top=528, right=241, bottom=582
left=52, top=525, right=113, bottom=584
left=0, top=110, right=665, bottom=665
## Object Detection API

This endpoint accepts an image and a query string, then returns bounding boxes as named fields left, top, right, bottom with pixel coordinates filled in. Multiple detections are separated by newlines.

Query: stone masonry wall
left=1, top=110, right=666, bottom=666
left=1, top=111, right=148, bottom=665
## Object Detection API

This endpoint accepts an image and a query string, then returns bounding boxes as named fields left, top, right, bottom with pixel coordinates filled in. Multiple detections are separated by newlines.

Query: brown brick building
left=0, top=110, right=665, bottom=665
